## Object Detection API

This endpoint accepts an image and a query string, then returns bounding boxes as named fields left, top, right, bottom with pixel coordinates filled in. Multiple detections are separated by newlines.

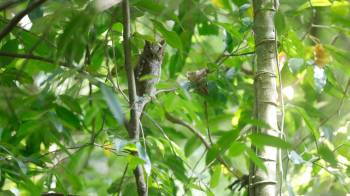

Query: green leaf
left=112, top=22, right=123, bottom=32
left=275, top=11, right=286, bottom=35
left=16, top=159, right=27, bottom=174
left=224, top=30, right=234, bottom=52
left=17, top=27, right=52, bottom=56
left=206, top=130, right=240, bottom=164
left=100, top=84, right=124, bottom=125
left=134, top=0, right=176, bottom=20
left=19, top=110, right=46, bottom=121
left=198, top=22, right=219, bottom=36
left=228, top=142, right=246, bottom=157
left=152, top=20, right=183, bottom=51
left=89, top=46, right=104, bottom=72
left=28, top=0, right=44, bottom=20
left=168, top=53, right=182, bottom=78
left=55, top=105, right=81, bottom=129
left=56, top=11, right=92, bottom=62
left=323, top=67, right=344, bottom=98
left=165, top=155, right=187, bottom=181
left=127, top=154, right=146, bottom=171
left=319, top=145, right=337, bottom=166
left=66, top=147, right=90, bottom=173
left=249, top=133, right=292, bottom=149
left=59, top=95, right=82, bottom=114
left=331, top=1, right=350, bottom=17
left=298, top=0, right=332, bottom=11
left=311, top=0, right=332, bottom=6
left=0, top=190, right=15, bottom=196
left=0, top=39, right=18, bottom=66
left=210, top=164, right=221, bottom=188
left=288, top=105, right=319, bottom=139
left=324, top=45, right=350, bottom=77
left=245, top=148, right=267, bottom=173
left=107, top=177, right=121, bottom=194
left=206, top=146, right=220, bottom=165
left=148, top=136, right=165, bottom=157
left=215, top=22, right=242, bottom=45
left=54, top=166, right=83, bottom=191
left=136, top=142, right=152, bottom=176
left=184, top=136, right=201, bottom=157
left=346, top=166, right=350, bottom=176
left=133, top=0, right=163, bottom=14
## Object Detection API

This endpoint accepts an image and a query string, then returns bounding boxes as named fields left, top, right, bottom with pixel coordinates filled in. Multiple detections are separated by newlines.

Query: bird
left=134, top=40, right=165, bottom=97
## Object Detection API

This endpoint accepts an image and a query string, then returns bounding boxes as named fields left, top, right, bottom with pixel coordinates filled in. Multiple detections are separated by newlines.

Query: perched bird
left=134, top=40, right=165, bottom=97
left=186, top=68, right=209, bottom=95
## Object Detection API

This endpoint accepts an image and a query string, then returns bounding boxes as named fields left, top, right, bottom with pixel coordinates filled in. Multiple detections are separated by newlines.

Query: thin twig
left=0, top=52, right=53, bottom=63
left=0, top=0, right=48, bottom=41
left=154, top=88, right=177, bottom=96
left=164, top=112, right=242, bottom=178
left=311, top=161, right=350, bottom=193
left=0, top=0, right=23, bottom=11
left=0, top=52, right=70, bottom=67
left=117, top=164, right=129, bottom=196
left=204, top=101, right=213, bottom=145
left=142, top=112, right=177, bottom=155
left=216, top=51, right=255, bottom=67
left=104, top=12, right=129, bottom=101
left=0, top=17, right=57, bottom=48
left=165, top=112, right=209, bottom=148
left=283, top=79, right=350, bottom=191
left=301, top=0, right=316, bottom=40
left=183, top=149, right=208, bottom=194
left=215, top=31, right=252, bottom=66
left=319, top=79, right=350, bottom=126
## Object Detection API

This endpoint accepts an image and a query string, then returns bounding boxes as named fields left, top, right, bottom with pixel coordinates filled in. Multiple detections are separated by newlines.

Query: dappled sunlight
left=282, top=86, right=295, bottom=100
left=0, top=0, right=349, bottom=195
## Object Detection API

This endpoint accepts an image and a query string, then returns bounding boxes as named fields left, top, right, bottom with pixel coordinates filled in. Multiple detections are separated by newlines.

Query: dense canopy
left=0, top=0, right=349, bottom=195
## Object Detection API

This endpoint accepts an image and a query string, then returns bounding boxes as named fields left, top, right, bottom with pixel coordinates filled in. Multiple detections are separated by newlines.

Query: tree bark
left=250, top=0, right=280, bottom=196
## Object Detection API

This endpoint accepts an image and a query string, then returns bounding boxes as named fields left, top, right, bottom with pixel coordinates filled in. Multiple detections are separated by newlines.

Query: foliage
left=0, top=0, right=349, bottom=195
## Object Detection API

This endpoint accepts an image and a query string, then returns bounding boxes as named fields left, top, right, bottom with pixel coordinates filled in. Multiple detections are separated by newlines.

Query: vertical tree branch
left=250, top=0, right=280, bottom=196
left=122, top=0, right=139, bottom=138
left=121, top=0, right=147, bottom=195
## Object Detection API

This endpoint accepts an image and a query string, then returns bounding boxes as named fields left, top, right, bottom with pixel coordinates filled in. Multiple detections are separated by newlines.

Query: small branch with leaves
left=164, top=112, right=243, bottom=179
left=0, top=0, right=48, bottom=41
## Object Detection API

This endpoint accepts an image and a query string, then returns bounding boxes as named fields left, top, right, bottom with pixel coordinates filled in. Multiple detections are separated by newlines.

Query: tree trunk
left=250, top=0, right=279, bottom=196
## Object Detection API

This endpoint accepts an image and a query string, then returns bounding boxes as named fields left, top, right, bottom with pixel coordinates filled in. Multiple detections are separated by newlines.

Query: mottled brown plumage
left=134, top=40, right=165, bottom=97
left=186, top=68, right=209, bottom=95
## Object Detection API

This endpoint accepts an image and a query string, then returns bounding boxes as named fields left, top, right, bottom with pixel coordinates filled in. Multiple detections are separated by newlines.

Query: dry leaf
left=278, top=52, right=287, bottom=72
left=314, top=44, right=330, bottom=68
